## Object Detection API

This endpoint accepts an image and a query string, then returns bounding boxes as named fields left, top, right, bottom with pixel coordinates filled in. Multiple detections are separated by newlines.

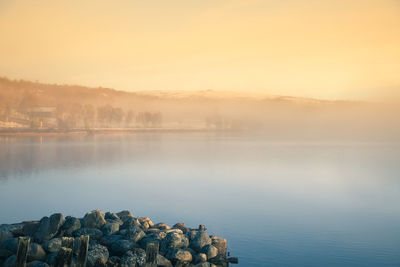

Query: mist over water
left=1, top=133, right=400, bottom=266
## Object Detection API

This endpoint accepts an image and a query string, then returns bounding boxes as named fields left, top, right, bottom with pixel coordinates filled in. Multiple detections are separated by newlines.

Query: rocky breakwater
left=0, top=210, right=237, bottom=267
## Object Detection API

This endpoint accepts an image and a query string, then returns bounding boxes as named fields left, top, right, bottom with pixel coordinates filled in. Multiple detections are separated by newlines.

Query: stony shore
left=0, top=210, right=235, bottom=267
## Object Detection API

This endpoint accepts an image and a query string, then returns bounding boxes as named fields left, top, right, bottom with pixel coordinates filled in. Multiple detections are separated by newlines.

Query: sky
left=0, top=0, right=399, bottom=100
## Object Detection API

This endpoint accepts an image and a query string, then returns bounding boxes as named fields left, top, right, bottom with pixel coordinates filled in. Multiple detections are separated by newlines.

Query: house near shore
left=27, top=106, right=57, bottom=128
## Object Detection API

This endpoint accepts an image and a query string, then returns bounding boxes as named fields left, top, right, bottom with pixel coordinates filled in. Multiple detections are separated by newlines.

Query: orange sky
left=0, top=0, right=399, bottom=100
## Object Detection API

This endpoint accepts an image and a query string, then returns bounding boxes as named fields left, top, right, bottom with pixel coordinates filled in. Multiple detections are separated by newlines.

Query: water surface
left=0, top=133, right=400, bottom=266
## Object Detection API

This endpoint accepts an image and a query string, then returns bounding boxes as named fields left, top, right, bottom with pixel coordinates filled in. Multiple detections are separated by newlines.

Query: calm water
left=0, top=133, right=400, bottom=266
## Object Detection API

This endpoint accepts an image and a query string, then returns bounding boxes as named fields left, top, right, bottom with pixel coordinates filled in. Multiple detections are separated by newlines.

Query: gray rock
left=107, top=256, right=121, bottom=266
left=74, top=228, right=103, bottom=240
left=83, top=210, right=106, bottom=229
left=208, top=254, right=227, bottom=265
left=110, top=240, right=137, bottom=256
left=120, top=248, right=146, bottom=267
left=45, top=252, right=58, bottom=265
left=101, top=222, right=119, bottom=236
left=34, top=214, right=64, bottom=243
left=42, top=238, right=61, bottom=253
left=211, top=236, right=227, bottom=256
left=27, top=243, right=46, bottom=262
left=165, top=248, right=192, bottom=263
left=126, top=227, right=146, bottom=243
left=173, top=222, right=188, bottom=234
left=61, top=217, right=81, bottom=236
left=156, top=254, right=173, bottom=267
left=0, top=248, right=13, bottom=259
left=190, top=232, right=211, bottom=252
left=99, top=234, right=125, bottom=248
left=160, top=232, right=189, bottom=253
left=115, top=211, right=133, bottom=223
left=120, top=217, right=140, bottom=230
left=192, top=262, right=214, bottom=267
left=200, top=245, right=218, bottom=259
left=105, top=212, right=120, bottom=221
left=87, top=244, right=109, bottom=267
left=22, top=222, right=40, bottom=237
left=154, top=223, right=170, bottom=230
left=3, top=255, right=16, bottom=267
left=193, top=253, right=207, bottom=264
left=26, top=261, right=49, bottom=267
left=0, top=230, right=12, bottom=244
left=186, top=230, right=198, bottom=242
left=0, top=238, right=18, bottom=254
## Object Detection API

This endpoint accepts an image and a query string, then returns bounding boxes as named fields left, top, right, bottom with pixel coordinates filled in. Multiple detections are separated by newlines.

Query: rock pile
left=0, top=210, right=232, bottom=267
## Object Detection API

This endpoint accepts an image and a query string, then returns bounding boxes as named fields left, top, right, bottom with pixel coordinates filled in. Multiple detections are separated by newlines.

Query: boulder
left=160, top=232, right=189, bottom=253
left=74, top=228, right=103, bottom=240
left=101, top=222, right=119, bottom=236
left=115, top=211, right=133, bottom=223
left=105, top=212, right=120, bottom=222
left=61, top=217, right=81, bottom=236
left=193, top=253, right=207, bottom=264
left=121, top=248, right=146, bottom=267
left=45, top=252, right=58, bottom=265
left=0, top=238, right=18, bottom=254
left=186, top=230, right=198, bottom=242
left=126, top=227, right=146, bottom=243
left=3, top=255, right=16, bottom=267
left=0, top=230, right=12, bottom=244
left=0, top=248, right=13, bottom=259
left=42, top=238, right=61, bottom=253
left=86, top=244, right=109, bottom=267
left=192, top=262, right=215, bottom=267
left=154, top=223, right=170, bottom=230
left=83, top=210, right=106, bottom=229
left=200, top=245, right=218, bottom=259
left=190, top=232, right=211, bottom=252
left=211, top=236, right=227, bottom=256
left=165, top=248, right=192, bottom=263
left=120, top=217, right=141, bottom=230
left=107, top=256, right=121, bottom=267
left=34, top=214, right=64, bottom=243
left=173, top=222, right=188, bottom=234
left=27, top=243, right=46, bottom=261
left=22, top=222, right=40, bottom=237
left=110, top=240, right=137, bottom=256
left=99, top=235, right=125, bottom=248
left=26, top=261, right=49, bottom=267
left=156, top=254, right=173, bottom=267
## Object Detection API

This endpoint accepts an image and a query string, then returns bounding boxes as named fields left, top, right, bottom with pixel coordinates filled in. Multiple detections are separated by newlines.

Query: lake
left=0, top=133, right=399, bottom=266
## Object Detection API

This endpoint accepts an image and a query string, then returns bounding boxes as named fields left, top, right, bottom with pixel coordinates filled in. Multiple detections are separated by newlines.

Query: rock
left=61, top=217, right=81, bottom=236
left=115, top=211, right=133, bottom=223
left=208, top=254, right=227, bottom=265
left=3, top=255, right=16, bottom=267
left=121, top=248, right=146, bottom=267
left=160, top=232, right=189, bottom=253
left=26, top=261, right=50, bottom=267
left=173, top=222, right=188, bottom=234
left=42, top=238, right=61, bottom=253
left=101, top=222, right=119, bottom=236
left=45, top=252, right=58, bottom=265
left=200, top=245, right=218, bottom=259
left=99, top=234, right=125, bottom=248
left=107, top=256, right=121, bottom=266
left=120, top=217, right=141, bottom=230
left=87, top=244, right=109, bottom=267
left=22, top=222, right=40, bottom=237
left=0, top=248, right=12, bottom=259
left=211, top=236, right=227, bottom=256
left=156, top=254, right=173, bottom=267
left=110, top=240, right=137, bottom=256
left=139, top=233, right=162, bottom=249
left=28, top=243, right=47, bottom=261
left=74, top=228, right=103, bottom=240
left=83, top=210, right=106, bottom=229
left=186, top=230, right=198, bottom=242
left=154, top=223, right=170, bottom=230
left=34, top=214, right=64, bottom=243
left=192, top=262, right=215, bottom=267
left=190, top=232, right=211, bottom=252
left=105, top=212, right=120, bottom=221
left=0, top=238, right=18, bottom=254
left=0, top=230, right=12, bottom=243
left=126, top=227, right=146, bottom=243
left=165, top=248, right=192, bottom=263
left=193, top=253, right=207, bottom=263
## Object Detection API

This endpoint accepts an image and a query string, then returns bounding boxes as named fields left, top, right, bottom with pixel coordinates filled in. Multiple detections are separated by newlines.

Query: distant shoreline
left=0, top=128, right=222, bottom=136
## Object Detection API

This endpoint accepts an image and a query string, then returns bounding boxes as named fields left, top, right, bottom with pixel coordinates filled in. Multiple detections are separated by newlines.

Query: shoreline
left=0, top=128, right=227, bottom=137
